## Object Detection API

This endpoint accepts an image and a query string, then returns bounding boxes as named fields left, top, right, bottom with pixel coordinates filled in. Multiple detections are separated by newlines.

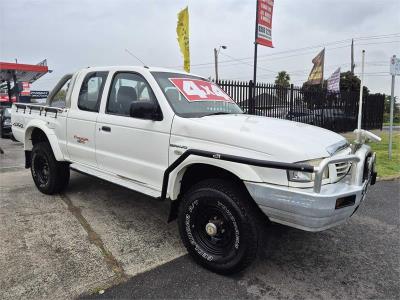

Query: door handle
left=101, top=126, right=111, bottom=132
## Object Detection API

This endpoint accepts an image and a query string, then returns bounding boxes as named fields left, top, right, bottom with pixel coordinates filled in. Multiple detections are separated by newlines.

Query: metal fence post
left=217, top=80, right=385, bottom=133
left=249, top=80, right=255, bottom=114
left=289, top=84, right=294, bottom=120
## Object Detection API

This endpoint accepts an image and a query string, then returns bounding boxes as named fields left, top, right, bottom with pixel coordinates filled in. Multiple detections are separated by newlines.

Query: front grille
left=335, top=162, right=351, bottom=178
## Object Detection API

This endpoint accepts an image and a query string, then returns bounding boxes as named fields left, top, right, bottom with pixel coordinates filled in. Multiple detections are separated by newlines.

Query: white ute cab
left=12, top=66, right=379, bottom=274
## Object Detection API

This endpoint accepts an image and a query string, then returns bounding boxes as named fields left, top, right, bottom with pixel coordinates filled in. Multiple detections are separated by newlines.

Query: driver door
left=95, top=72, right=170, bottom=191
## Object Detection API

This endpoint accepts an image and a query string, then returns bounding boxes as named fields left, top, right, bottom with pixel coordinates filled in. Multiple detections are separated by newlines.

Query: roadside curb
left=377, top=175, right=400, bottom=182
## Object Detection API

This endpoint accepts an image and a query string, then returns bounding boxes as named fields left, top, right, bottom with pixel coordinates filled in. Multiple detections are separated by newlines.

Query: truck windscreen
left=151, top=72, right=243, bottom=118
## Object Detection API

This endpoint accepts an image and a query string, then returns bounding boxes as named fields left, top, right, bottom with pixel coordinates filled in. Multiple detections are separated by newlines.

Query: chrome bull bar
left=161, top=147, right=372, bottom=203
left=313, top=155, right=361, bottom=193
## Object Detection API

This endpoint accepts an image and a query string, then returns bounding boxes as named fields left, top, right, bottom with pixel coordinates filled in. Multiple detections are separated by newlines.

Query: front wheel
left=178, top=179, right=259, bottom=274
left=31, top=142, right=70, bottom=194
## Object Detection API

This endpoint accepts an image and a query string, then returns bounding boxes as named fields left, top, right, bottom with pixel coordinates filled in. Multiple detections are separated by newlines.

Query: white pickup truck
left=12, top=66, right=378, bottom=274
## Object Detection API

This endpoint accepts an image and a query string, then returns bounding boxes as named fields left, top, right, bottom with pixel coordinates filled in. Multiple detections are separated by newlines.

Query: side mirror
left=129, top=101, right=162, bottom=121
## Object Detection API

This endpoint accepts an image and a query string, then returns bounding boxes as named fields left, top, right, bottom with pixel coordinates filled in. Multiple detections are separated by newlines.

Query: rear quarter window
left=78, top=71, right=108, bottom=112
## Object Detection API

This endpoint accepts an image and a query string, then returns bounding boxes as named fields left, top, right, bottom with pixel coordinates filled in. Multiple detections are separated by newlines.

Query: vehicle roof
left=78, top=66, right=205, bottom=78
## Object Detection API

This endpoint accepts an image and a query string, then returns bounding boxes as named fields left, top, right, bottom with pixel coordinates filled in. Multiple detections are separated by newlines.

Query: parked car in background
left=0, top=107, right=12, bottom=138
left=316, top=108, right=357, bottom=131
left=285, top=108, right=316, bottom=125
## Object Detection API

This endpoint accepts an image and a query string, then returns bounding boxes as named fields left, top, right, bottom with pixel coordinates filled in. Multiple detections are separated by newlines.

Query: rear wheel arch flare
left=30, top=127, right=50, bottom=146
left=24, top=126, right=63, bottom=161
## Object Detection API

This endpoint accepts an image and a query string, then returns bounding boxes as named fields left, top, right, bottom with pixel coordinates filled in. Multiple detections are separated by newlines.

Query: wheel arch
left=24, top=122, right=64, bottom=161
left=168, top=158, right=262, bottom=201
left=167, top=161, right=261, bottom=222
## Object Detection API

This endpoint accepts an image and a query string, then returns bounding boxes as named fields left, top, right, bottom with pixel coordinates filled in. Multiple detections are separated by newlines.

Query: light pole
left=214, top=45, right=227, bottom=82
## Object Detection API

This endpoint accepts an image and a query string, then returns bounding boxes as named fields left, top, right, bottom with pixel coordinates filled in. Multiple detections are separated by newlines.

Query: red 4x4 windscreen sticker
left=169, top=78, right=234, bottom=102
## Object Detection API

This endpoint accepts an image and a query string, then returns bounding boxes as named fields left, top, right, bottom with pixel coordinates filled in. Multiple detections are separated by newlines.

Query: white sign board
left=390, top=55, right=400, bottom=76
left=327, top=68, right=340, bottom=92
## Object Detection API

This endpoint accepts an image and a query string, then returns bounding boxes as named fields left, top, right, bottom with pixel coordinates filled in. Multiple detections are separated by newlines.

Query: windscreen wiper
left=202, top=112, right=231, bottom=117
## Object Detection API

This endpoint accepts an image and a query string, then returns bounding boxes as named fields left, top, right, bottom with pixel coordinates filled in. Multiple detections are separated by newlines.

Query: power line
left=188, top=38, right=399, bottom=71
left=219, top=52, right=276, bottom=73
left=228, top=60, right=392, bottom=81
left=191, top=40, right=397, bottom=75
left=187, top=33, right=400, bottom=68
left=353, top=32, right=400, bottom=41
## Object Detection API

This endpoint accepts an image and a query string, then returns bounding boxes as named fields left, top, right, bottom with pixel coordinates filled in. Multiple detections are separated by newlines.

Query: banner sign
left=307, top=49, right=325, bottom=85
left=20, top=82, right=31, bottom=96
left=0, top=95, right=16, bottom=102
left=30, top=90, right=49, bottom=99
left=169, top=78, right=234, bottom=102
left=327, top=68, right=341, bottom=92
left=255, top=0, right=274, bottom=48
left=177, top=7, right=190, bottom=72
left=390, top=55, right=400, bottom=76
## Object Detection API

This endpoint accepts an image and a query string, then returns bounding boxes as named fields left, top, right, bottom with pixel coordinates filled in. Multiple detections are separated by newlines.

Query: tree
left=383, top=95, right=399, bottom=113
left=275, top=71, right=290, bottom=88
left=301, top=71, right=369, bottom=94
left=383, top=95, right=400, bottom=123
left=340, top=71, right=369, bottom=95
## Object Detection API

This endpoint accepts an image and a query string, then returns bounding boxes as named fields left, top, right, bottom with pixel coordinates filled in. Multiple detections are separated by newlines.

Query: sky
left=0, top=0, right=399, bottom=96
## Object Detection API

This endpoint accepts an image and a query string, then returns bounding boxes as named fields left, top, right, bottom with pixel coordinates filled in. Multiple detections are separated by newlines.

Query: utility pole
left=351, top=39, right=355, bottom=74
left=214, top=48, right=219, bottom=82
left=213, top=45, right=227, bottom=82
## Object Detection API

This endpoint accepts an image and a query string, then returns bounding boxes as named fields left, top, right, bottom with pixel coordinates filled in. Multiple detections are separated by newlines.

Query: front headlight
left=4, top=119, right=11, bottom=125
left=287, top=159, right=329, bottom=182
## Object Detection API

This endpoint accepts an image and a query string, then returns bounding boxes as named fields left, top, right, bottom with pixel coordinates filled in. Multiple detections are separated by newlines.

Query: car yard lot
left=1, top=137, right=399, bottom=300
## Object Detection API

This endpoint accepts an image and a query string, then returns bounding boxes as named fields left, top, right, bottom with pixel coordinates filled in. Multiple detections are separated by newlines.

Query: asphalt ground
left=1, top=137, right=399, bottom=300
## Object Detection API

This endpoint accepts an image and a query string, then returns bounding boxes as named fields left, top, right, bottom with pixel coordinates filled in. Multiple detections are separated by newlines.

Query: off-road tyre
left=31, top=142, right=70, bottom=194
left=178, top=179, right=259, bottom=274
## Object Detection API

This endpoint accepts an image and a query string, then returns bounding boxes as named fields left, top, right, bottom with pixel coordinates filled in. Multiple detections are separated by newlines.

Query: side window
left=78, top=71, right=108, bottom=112
left=51, top=79, right=71, bottom=108
left=107, top=72, right=157, bottom=116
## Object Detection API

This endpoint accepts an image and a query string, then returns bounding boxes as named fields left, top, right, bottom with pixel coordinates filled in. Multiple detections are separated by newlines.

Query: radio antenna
left=125, top=48, right=147, bottom=66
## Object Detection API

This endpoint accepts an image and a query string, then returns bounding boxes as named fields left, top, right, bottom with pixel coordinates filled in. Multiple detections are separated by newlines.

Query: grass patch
left=368, top=132, right=400, bottom=178
left=341, top=131, right=399, bottom=178
left=383, top=122, right=400, bottom=126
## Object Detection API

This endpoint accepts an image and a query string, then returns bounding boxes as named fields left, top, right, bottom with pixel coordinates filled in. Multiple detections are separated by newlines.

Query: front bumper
left=245, top=145, right=376, bottom=232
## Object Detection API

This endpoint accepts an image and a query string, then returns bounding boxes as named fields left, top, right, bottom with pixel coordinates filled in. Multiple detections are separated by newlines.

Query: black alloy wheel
left=31, top=142, right=70, bottom=194
left=32, top=153, right=50, bottom=187
left=178, top=179, right=259, bottom=274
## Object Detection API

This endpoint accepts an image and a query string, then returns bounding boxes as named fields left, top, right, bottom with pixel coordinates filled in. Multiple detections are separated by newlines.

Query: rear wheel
left=31, top=142, right=70, bottom=194
left=178, top=179, right=259, bottom=274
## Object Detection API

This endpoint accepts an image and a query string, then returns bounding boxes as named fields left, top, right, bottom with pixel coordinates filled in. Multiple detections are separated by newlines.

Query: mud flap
left=25, top=150, right=32, bottom=168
